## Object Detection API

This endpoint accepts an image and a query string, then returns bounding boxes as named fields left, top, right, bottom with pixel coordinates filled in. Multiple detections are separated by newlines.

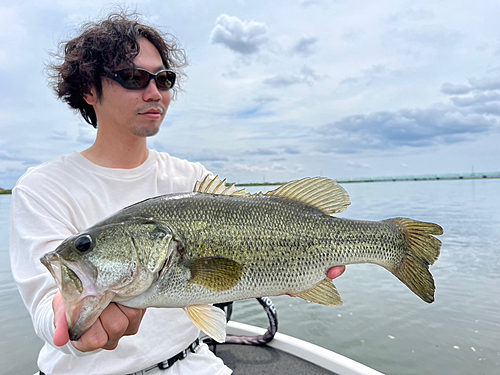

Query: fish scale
left=120, top=194, right=416, bottom=306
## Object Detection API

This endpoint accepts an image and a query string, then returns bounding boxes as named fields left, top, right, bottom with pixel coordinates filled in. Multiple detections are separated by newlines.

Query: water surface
left=1, top=179, right=499, bottom=374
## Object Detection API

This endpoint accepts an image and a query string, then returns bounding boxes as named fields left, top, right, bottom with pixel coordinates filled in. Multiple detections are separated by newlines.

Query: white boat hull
left=226, top=321, right=384, bottom=375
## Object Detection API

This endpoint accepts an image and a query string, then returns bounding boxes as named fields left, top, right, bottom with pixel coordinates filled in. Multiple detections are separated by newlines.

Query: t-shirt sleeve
left=9, top=187, right=96, bottom=357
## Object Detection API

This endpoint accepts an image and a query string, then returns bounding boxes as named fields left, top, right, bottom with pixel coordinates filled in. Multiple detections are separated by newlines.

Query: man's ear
left=83, top=88, right=98, bottom=106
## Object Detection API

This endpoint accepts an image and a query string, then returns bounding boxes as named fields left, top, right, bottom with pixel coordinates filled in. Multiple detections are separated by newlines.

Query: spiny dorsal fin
left=265, top=177, right=351, bottom=215
left=194, top=175, right=249, bottom=196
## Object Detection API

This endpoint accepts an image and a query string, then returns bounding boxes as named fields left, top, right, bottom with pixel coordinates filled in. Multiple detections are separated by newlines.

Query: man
left=10, top=11, right=345, bottom=375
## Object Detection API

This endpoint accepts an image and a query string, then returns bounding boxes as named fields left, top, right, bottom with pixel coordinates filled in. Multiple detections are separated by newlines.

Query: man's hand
left=53, top=291, right=146, bottom=352
left=327, top=265, right=346, bottom=280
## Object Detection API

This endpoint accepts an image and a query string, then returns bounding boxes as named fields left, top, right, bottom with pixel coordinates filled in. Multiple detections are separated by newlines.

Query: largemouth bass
left=41, top=176, right=443, bottom=342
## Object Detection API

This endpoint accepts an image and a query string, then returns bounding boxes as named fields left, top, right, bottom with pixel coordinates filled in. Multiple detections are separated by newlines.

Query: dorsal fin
left=194, top=175, right=249, bottom=196
left=265, top=177, right=350, bottom=215
left=194, top=176, right=350, bottom=215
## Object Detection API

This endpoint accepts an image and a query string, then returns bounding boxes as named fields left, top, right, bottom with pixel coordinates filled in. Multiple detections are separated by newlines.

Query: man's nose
left=142, top=79, right=162, bottom=101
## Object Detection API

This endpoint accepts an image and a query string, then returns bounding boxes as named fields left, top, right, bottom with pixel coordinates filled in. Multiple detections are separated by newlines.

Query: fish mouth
left=41, top=252, right=113, bottom=341
left=67, top=292, right=115, bottom=341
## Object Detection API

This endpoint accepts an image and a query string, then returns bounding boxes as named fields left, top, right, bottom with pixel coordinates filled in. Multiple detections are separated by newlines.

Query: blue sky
left=1, top=0, right=499, bottom=188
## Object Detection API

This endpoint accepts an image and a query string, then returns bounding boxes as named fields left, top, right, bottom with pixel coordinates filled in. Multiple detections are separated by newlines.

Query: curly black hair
left=47, top=11, right=187, bottom=128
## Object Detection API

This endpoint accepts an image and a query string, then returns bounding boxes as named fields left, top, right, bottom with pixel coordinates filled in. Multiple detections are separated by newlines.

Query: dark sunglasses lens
left=116, top=69, right=150, bottom=89
left=114, top=69, right=175, bottom=90
left=156, top=71, right=176, bottom=90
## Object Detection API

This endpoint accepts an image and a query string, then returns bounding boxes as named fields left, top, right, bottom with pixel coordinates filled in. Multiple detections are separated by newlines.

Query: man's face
left=88, top=38, right=172, bottom=138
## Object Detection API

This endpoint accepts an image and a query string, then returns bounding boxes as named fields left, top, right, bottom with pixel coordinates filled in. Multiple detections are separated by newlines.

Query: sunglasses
left=106, top=68, right=176, bottom=91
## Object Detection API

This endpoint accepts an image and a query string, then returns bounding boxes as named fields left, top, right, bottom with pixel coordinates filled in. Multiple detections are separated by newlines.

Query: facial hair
left=132, top=124, right=161, bottom=137
left=133, top=103, right=166, bottom=137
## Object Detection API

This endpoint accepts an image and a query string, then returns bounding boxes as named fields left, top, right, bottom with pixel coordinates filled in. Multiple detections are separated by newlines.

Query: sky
left=1, top=0, right=500, bottom=188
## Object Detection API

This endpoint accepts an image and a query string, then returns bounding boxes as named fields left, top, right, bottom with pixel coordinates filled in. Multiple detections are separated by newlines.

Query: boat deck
left=211, top=321, right=383, bottom=375
left=214, top=343, right=337, bottom=374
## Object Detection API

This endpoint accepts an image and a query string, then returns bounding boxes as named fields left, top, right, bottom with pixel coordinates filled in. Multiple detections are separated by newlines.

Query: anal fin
left=183, top=305, right=227, bottom=343
left=296, top=279, right=343, bottom=306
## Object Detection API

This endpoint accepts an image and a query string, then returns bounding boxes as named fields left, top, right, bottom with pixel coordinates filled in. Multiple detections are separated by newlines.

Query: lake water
left=1, top=179, right=499, bottom=374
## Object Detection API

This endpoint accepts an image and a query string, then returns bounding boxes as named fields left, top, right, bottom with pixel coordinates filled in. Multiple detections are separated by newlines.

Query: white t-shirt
left=9, top=150, right=231, bottom=375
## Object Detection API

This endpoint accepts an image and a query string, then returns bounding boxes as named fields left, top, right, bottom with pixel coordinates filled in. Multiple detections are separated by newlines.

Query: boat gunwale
left=225, top=321, right=384, bottom=375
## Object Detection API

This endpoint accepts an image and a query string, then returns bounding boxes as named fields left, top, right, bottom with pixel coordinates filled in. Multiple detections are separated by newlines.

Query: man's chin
left=133, top=125, right=161, bottom=138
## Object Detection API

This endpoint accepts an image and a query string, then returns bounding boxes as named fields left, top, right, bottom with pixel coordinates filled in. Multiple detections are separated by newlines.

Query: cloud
left=264, top=66, right=323, bottom=87
left=228, top=106, right=270, bottom=119
left=77, top=123, right=96, bottom=144
left=382, top=26, right=463, bottom=57
left=333, top=64, right=389, bottom=98
left=441, top=76, right=500, bottom=116
left=210, top=14, right=268, bottom=55
left=0, top=150, right=26, bottom=161
left=440, top=83, right=471, bottom=95
left=386, top=8, right=434, bottom=24
left=232, top=162, right=304, bottom=175
left=450, top=92, right=500, bottom=107
left=319, top=74, right=500, bottom=155
left=290, top=36, right=318, bottom=57
left=50, top=130, right=72, bottom=141
left=0, top=149, right=42, bottom=188
left=300, top=0, right=321, bottom=7
left=300, top=0, right=333, bottom=8
left=468, top=77, right=500, bottom=91
left=244, top=148, right=279, bottom=156
left=346, top=160, right=370, bottom=169
left=442, top=76, right=500, bottom=95
left=315, top=106, right=496, bottom=154
left=253, top=95, right=279, bottom=105
left=281, top=146, right=300, bottom=155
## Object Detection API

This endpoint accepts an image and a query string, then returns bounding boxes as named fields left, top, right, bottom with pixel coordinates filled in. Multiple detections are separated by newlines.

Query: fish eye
left=74, top=234, right=93, bottom=253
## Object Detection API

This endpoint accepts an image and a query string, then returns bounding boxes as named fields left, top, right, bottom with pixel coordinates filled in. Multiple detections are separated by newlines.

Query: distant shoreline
left=1, top=172, right=499, bottom=194
left=237, top=171, right=500, bottom=187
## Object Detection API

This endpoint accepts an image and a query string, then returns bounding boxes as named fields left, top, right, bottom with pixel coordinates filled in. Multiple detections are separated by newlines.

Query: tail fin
left=385, top=218, right=443, bottom=303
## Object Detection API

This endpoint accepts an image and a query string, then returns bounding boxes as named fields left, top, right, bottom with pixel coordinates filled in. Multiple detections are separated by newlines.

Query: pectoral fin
left=296, top=279, right=343, bottom=306
left=182, top=257, right=243, bottom=292
left=183, top=305, right=227, bottom=343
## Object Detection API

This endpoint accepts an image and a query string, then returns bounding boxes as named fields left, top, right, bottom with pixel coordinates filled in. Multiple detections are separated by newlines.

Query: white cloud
left=50, top=131, right=72, bottom=141
left=77, top=123, right=97, bottom=145
left=290, top=36, right=318, bottom=57
left=210, top=14, right=268, bottom=55
left=347, top=160, right=370, bottom=169
left=264, top=66, right=323, bottom=87
left=441, top=83, right=471, bottom=95
left=315, top=74, right=500, bottom=156
left=450, top=92, right=500, bottom=107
